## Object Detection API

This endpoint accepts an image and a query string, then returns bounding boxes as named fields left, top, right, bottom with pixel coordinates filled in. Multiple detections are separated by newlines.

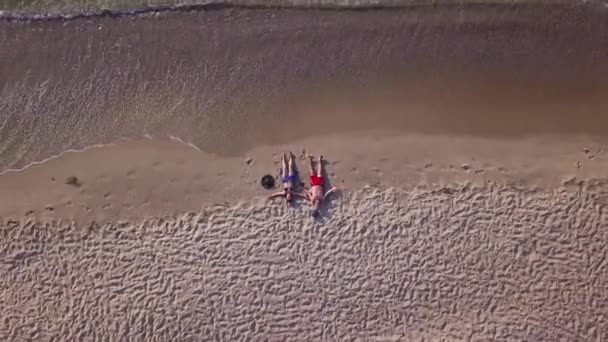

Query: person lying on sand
left=302, top=155, right=338, bottom=218
left=268, top=152, right=305, bottom=204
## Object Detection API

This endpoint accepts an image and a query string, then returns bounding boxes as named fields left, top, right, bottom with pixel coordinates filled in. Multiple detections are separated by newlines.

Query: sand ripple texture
left=1, top=184, right=607, bottom=341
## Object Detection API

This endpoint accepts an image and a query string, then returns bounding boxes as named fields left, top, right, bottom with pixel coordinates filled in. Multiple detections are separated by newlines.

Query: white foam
left=0, top=135, right=204, bottom=176
left=0, top=0, right=599, bottom=23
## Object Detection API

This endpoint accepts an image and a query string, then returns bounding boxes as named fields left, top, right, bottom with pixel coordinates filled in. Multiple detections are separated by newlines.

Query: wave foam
left=0, top=0, right=604, bottom=22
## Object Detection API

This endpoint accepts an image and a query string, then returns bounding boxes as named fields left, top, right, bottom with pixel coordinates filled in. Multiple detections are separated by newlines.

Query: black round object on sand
left=261, top=175, right=275, bottom=189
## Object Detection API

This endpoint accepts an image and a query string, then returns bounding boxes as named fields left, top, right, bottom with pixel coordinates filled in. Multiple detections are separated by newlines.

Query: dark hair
left=311, top=210, right=320, bottom=218
left=285, top=188, right=293, bottom=202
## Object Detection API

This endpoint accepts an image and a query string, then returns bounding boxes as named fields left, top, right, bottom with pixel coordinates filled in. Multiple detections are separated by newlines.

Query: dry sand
left=2, top=3, right=608, bottom=341
left=2, top=133, right=608, bottom=340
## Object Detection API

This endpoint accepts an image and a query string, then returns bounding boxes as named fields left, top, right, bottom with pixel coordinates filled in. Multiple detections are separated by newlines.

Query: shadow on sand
left=266, top=153, right=342, bottom=222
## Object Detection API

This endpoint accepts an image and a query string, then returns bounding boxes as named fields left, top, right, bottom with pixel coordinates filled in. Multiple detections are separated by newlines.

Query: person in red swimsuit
left=303, top=155, right=338, bottom=218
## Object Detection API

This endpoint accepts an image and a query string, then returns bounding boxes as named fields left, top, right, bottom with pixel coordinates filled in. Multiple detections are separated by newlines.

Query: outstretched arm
left=324, top=187, right=338, bottom=198
left=294, top=191, right=310, bottom=201
left=268, top=192, right=285, bottom=200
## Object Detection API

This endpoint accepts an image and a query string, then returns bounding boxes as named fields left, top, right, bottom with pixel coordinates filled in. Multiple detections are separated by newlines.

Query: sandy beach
left=3, top=133, right=608, bottom=340
left=2, top=2, right=608, bottom=341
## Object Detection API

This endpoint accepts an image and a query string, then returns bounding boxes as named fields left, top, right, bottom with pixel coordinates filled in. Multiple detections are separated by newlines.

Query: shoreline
left=3, top=4, right=608, bottom=339
left=3, top=6, right=608, bottom=171
left=1, top=132, right=606, bottom=224
left=0, top=0, right=599, bottom=22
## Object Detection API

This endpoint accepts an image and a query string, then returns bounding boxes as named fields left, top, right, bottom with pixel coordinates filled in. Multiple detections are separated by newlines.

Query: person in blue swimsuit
left=268, top=152, right=306, bottom=204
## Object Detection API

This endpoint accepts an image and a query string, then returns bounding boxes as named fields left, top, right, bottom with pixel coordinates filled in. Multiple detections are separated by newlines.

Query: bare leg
left=308, top=155, right=315, bottom=175
left=288, top=152, right=296, bottom=176
left=317, top=155, right=324, bottom=177
left=281, top=153, right=288, bottom=179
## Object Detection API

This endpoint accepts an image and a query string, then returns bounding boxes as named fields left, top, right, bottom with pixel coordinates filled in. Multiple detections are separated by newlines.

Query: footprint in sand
left=581, top=147, right=596, bottom=160
left=126, top=169, right=137, bottom=178
left=562, top=176, right=583, bottom=187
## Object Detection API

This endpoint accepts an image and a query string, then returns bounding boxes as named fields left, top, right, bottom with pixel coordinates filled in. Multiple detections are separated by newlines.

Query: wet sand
left=2, top=3, right=608, bottom=341
left=2, top=133, right=608, bottom=224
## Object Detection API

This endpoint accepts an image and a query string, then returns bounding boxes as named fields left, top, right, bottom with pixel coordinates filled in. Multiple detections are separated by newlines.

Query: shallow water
left=3, top=0, right=164, bottom=12
left=2, top=4, right=608, bottom=172
left=5, top=0, right=594, bottom=13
